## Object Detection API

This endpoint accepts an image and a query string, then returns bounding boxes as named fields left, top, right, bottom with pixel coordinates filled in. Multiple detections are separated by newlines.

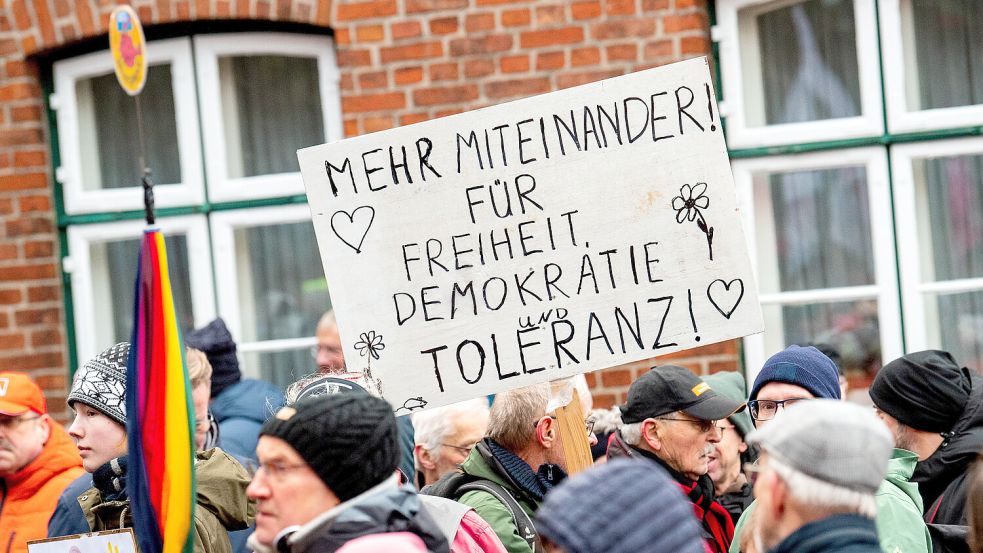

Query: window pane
left=762, top=299, right=881, bottom=375
left=906, top=0, right=983, bottom=111
left=243, top=349, right=312, bottom=391
left=743, top=0, right=861, bottom=126
left=220, top=56, right=324, bottom=178
left=91, top=235, right=194, bottom=347
left=913, top=155, right=983, bottom=281
left=757, top=167, right=874, bottom=292
left=234, top=221, right=329, bottom=343
left=924, top=290, right=983, bottom=372
left=76, top=65, right=181, bottom=190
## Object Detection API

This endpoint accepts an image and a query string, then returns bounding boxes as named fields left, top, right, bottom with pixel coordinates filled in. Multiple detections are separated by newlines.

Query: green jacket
left=79, top=449, right=255, bottom=553
left=729, top=449, right=932, bottom=553
left=457, top=443, right=541, bottom=553
left=876, top=449, right=932, bottom=553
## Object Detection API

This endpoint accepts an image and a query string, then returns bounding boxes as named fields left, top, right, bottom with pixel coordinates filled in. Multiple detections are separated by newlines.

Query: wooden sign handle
left=554, top=387, right=594, bottom=475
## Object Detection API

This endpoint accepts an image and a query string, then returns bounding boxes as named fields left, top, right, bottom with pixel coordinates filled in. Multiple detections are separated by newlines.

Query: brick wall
left=0, top=0, right=728, bottom=417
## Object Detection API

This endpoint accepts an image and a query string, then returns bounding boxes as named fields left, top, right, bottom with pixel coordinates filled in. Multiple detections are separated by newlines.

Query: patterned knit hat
left=68, top=342, right=129, bottom=425
left=260, top=394, right=398, bottom=501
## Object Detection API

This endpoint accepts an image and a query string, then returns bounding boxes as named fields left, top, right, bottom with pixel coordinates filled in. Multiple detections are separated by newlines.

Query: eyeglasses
left=747, top=398, right=809, bottom=421
left=440, top=443, right=477, bottom=455
left=656, top=417, right=718, bottom=433
left=256, top=460, right=310, bottom=481
left=532, top=416, right=597, bottom=437
left=0, top=415, right=40, bottom=431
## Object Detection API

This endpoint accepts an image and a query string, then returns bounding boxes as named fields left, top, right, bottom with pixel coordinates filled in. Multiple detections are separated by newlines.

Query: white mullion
left=717, top=0, right=883, bottom=149
left=209, top=204, right=315, bottom=379
left=53, top=38, right=204, bottom=214
left=194, top=33, right=338, bottom=203
left=67, top=216, right=215, bottom=363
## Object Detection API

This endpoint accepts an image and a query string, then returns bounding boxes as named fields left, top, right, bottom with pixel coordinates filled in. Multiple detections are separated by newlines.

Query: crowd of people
left=1, top=311, right=982, bottom=553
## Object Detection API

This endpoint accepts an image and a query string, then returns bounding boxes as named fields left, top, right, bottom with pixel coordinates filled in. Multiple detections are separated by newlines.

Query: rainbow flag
left=126, top=229, right=196, bottom=553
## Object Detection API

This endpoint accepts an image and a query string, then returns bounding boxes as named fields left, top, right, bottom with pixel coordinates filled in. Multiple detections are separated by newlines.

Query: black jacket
left=913, top=373, right=983, bottom=526
left=769, top=514, right=880, bottom=553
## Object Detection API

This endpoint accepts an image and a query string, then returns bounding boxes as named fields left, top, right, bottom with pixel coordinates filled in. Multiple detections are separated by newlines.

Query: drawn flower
left=671, top=182, right=715, bottom=261
left=354, top=331, right=385, bottom=360
left=672, top=182, right=710, bottom=223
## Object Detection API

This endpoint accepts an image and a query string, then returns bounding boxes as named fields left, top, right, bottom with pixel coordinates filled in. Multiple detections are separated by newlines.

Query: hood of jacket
left=249, top=474, right=447, bottom=553
left=605, top=430, right=634, bottom=461
left=770, top=513, right=880, bottom=553
left=912, top=372, right=983, bottom=506
left=195, top=448, right=255, bottom=531
left=459, top=439, right=563, bottom=507
left=4, top=421, right=83, bottom=497
left=209, top=379, right=285, bottom=425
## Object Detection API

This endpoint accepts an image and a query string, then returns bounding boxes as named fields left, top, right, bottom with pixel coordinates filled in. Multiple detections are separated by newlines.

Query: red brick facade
left=0, top=0, right=733, bottom=417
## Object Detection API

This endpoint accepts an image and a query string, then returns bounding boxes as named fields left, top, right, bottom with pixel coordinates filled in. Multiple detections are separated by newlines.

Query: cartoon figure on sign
left=672, top=182, right=714, bottom=261
left=108, top=6, right=147, bottom=96
left=395, top=397, right=428, bottom=415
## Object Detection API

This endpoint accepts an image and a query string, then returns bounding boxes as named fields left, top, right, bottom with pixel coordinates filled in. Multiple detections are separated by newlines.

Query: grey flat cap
left=747, top=399, right=892, bottom=494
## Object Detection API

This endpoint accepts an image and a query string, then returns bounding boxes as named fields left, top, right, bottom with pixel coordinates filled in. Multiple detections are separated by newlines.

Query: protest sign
left=28, top=529, right=137, bottom=553
left=299, top=56, right=763, bottom=412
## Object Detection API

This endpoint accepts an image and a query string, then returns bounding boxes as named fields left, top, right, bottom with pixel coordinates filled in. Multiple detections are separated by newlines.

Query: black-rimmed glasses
left=747, top=398, right=810, bottom=421
left=656, top=417, right=718, bottom=433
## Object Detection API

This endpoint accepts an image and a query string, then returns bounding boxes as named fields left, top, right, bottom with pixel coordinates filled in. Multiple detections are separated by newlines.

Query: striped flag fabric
left=125, top=228, right=196, bottom=553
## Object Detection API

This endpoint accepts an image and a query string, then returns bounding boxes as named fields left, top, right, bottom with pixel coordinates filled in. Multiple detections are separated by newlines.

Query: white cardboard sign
left=299, top=57, right=763, bottom=414
left=28, top=529, right=137, bottom=553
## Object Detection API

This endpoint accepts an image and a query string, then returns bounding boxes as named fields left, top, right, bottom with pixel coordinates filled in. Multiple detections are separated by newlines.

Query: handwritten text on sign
left=299, top=57, right=763, bottom=413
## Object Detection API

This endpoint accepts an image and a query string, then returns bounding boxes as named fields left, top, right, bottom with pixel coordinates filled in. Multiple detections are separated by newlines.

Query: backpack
left=422, top=472, right=542, bottom=552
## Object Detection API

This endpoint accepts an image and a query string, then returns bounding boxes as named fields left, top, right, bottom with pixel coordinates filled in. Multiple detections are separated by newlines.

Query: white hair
left=412, top=398, right=490, bottom=452
left=487, top=383, right=551, bottom=451
left=769, top=455, right=878, bottom=518
left=619, top=421, right=643, bottom=446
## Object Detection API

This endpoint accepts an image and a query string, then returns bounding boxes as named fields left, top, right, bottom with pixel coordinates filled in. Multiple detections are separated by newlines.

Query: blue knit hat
left=750, top=345, right=841, bottom=401
left=536, top=459, right=705, bottom=553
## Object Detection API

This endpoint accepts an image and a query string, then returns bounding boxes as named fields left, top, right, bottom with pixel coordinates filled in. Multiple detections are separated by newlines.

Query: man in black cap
left=607, top=365, right=745, bottom=553
left=870, top=350, right=983, bottom=527
left=246, top=394, right=448, bottom=553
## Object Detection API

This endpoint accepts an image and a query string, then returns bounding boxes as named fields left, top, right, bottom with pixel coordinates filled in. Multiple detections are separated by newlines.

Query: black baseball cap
left=621, top=365, right=746, bottom=424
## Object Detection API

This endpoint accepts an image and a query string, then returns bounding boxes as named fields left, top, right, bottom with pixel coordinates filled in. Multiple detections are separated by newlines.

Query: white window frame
left=891, top=136, right=983, bottom=352
left=52, top=38, right=204, bottom=215
left=880, top=0, right=983, bottom=133
left=209, top=205, right=319, bottom=380
left=66, top=216, right=216, bottom=363
left=716, top=0, right=883, bottom=149
left=194, top=33, right=344, bottom=203
left=733, top=147, right=902, bottom=382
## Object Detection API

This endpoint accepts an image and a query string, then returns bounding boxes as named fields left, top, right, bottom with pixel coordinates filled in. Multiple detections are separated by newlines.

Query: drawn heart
left=707, top=278, right=744, bottom=320
left=331, top=206, right=375, bottom=254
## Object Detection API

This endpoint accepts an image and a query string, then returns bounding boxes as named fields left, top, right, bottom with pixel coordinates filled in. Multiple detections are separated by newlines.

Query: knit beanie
left=750, top=345, right=841, bottom=401
left=260, top=394, right=399, bottom=501
left=869, top=350, right=972, bottom=433
left=68, top=342, right=129, bottom=425
left=185, top=318, right=241, bottom=397
left=536, top=458, right=705, bottom=553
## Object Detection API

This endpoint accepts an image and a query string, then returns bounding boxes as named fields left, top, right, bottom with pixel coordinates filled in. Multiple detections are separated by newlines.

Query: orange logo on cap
left=0, top=378, right=7, bottom=396
left=691, top=382, right=710, bottom=396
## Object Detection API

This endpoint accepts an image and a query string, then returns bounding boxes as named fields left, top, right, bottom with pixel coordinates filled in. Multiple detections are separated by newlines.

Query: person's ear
left=738, top=440, right=748, bottom=454
left=642, top=419, right=663, bottom=452
left=767, top=472, right=789, bottom=518
left=414, top=444, right=436, bottom=471
left=38, top=414, right=52, bottom=444
left=536, top=416, right=557, bottom=448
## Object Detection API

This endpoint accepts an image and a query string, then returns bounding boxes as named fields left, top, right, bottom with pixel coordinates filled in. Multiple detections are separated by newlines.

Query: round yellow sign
left=109, top=6, right=147, bottom=96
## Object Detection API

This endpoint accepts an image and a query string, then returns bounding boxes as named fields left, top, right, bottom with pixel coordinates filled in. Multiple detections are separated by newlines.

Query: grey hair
left=620, top=421, right=644, bottom=446
left=412, top=398, right=490, bottom=452
left=770, top=455, right=878, bottom=518
left=283, top=372, right=321, bottom=406
left=487, top=383, right=551, bottom=451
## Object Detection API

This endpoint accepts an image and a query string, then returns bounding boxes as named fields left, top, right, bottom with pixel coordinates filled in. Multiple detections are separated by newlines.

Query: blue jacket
left=769, top=514, right=881, bottom=553
left=210, top=379, right=285, bottom=463
left=47, top=473, right=92, bottom=537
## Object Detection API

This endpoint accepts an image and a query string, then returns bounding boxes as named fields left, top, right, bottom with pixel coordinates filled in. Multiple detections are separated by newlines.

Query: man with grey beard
left=607, top=365, right=745, bottom=553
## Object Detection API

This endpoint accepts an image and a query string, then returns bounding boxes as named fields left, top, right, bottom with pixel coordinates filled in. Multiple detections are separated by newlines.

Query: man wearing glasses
left=609, top=365, right=746, bottom=553
left=0, top=372, right=84, bottom=553
left=412, top=398, right=490, bottom=487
